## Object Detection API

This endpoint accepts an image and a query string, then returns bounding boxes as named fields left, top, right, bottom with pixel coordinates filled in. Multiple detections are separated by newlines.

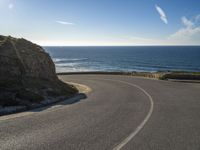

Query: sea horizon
left=44, top=46, right=200, bottom=73
left=43, top=45, right=200, bottom=47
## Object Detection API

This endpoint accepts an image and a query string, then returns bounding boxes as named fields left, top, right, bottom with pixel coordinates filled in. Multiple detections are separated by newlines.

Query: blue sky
left=0, top=0, right=200, bottom=46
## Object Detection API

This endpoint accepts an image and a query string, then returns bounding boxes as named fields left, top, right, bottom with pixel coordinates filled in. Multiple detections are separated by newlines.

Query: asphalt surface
left=0, top=75, right=200, bottom=150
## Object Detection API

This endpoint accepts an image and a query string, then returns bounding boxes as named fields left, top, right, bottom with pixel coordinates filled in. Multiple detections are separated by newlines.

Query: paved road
left=1, top=75, right=200, bottom=150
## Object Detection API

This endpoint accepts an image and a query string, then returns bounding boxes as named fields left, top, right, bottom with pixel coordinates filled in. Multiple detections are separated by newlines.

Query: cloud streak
left=155, top=4, right=168, bottom=24
left=56, top=21, right=75, bottom=25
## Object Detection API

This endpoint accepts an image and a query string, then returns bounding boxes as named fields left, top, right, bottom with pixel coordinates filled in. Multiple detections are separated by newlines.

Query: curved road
left=1, top=75, right=200, bottom=150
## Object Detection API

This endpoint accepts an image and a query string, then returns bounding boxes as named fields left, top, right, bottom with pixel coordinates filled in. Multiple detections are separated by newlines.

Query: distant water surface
left=44, top=46, right=200, bottom=73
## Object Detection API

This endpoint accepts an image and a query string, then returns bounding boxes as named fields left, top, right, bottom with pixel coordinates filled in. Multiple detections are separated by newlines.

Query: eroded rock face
left=0, top=35, right=77, bottom=107
left=0, top=35, right=56, bottom=81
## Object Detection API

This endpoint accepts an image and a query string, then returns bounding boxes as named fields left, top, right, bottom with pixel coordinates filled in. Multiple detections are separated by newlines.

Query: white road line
left=59, top=77, right=154, bottom=149
left=100, top=79, right=154, bottom=150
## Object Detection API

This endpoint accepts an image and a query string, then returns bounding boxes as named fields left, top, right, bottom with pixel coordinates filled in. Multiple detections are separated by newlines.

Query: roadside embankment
left=0, top=35, right=79, bottom=115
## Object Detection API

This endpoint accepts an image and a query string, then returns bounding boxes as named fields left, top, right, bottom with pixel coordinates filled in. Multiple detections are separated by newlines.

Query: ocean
left=44, top=46, right=200, bottom=73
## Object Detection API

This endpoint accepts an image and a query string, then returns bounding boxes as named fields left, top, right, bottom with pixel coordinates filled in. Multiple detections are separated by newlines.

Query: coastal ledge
left=57, top=71, right=200, bottom=81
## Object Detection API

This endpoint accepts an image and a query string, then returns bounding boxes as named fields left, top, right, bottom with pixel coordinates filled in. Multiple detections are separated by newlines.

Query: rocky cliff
left=0, top=35, right=78, bottom=107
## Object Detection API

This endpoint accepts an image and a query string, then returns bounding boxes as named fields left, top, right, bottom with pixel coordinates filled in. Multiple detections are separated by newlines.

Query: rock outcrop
left=0, top=35, right=78, bottom=107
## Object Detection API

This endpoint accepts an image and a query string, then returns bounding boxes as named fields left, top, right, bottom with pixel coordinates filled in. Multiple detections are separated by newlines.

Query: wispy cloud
left=169, top=15, right=200, bottom=44
left=155, top=4, right=168, bottom=24
left=56, top=21, right=75, bottom=25
left=181, top=16, right=193, bottom=28
left=8, top=3, right=14, bottom=9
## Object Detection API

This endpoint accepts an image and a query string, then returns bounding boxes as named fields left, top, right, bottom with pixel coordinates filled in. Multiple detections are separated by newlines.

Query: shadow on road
left=0, top=93, right=87, bottom=116
left=31, top=93, right=87, bottom=113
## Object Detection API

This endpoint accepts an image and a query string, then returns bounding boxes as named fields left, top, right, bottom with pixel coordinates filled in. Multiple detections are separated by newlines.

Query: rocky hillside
left=0, top=35, right=78, bottom=107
